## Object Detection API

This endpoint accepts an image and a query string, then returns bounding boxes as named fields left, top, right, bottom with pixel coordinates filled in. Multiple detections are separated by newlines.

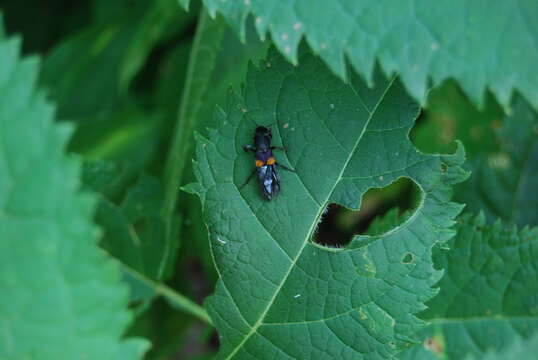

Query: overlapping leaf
left=0, top=36, right=148, bottom=358
left=400, top=213, right=538, bottom=359
left=186, top=49, right=467, bottom=359
left=182, top=0, right=538, bottom=110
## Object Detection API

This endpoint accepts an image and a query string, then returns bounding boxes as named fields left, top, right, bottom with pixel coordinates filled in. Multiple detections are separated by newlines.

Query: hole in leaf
left=440, top=163, right=448, bottom=173
left=313, top=177, right=421, bottom=248
left=401, top=252, right=415, bottom=264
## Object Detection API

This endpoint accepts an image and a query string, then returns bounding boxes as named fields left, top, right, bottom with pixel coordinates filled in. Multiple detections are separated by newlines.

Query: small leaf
left=188, top=48, right=467, bottom=359
left=197, top=0, right=538, bottom=110
left=0, top=35, right=148, bottom=358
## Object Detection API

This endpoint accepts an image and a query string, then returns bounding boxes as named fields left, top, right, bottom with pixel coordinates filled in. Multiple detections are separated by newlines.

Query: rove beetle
left=241, top=125, right=294, bottom=200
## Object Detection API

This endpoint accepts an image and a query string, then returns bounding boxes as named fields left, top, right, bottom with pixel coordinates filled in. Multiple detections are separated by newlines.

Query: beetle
left=241, top=125, right=294, bottom=200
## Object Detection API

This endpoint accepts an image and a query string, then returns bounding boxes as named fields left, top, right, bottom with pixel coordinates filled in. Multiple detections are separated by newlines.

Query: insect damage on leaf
left=185, top=48, right=468, bottom=359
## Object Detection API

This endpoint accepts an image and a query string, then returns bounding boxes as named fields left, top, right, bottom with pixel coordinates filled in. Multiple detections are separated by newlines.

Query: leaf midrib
left=224, top=77, right=396, bottom=359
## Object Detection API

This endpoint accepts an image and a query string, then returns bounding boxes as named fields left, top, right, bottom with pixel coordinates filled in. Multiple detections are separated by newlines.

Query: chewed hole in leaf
left=313, top=177, right=421, bottom=248
left=401, top=252, right=415, bottom=264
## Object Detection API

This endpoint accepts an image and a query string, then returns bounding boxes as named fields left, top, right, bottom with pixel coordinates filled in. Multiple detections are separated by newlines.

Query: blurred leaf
left=1, top=0, right=90, bottom=54
left=41, top=25, right=135, bottom=119
left=122, top=175, right=181, bottom=279
left=153, top=42, right=192, bottom=123
left=457, top=96, right=538, bottom=227
left=86, top=174, right=180, bottom=282
left=117, top=0, right=192, bottom=90
left=120, top=264, right=211, bottom=325
left=466, top=332, right=538, bottom=360
left=126, top=298, right=208, bottom=360
left=81, top=159, right=133, bottom=200
left=366, top=208, right=412, bottom=236
left=0, top=35, right=148, bottom=358
left=69, top=107, right=162, bottom=173
left=412, top=80, right=504, bottom=158
left=41, top=0, right=191, bottom=120
left=187, top=48, right=467, bottom=358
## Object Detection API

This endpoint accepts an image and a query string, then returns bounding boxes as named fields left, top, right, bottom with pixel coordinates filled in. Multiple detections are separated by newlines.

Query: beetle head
left=255, top=126, right=272, bottom=139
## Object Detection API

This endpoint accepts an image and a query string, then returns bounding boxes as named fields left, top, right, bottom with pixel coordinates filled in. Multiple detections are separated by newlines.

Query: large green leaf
left=183, top=0, right=538, bottom=110
left=0, top=36, right=148, bottom=358
left=400, top=213, right=538, bottom=359
left=186, top=48, right=467, bottom=359
left=457, top=97, right=538, bottom=227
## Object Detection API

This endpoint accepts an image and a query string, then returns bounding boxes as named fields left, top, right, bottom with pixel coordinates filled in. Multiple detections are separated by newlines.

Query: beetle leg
left=275, top=162, right=295, bottom=172
left=240, top=168, right=257, bottom=189
left=243, top=145, right=256, bottom=153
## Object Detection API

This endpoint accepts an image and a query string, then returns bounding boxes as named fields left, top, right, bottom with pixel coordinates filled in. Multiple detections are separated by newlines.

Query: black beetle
left=241, top=125, right=294, bottom=200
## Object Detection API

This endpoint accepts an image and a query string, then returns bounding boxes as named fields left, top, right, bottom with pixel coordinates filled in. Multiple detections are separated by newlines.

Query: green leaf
left=0, top=36, right=148, bottom=358
left=187, top=48, right=467, bottom=359
left=406, top=213, right=538, bottom=359
left=466, top=332, right=538, bottom=360
left=115, top=0, right=191, bottom=90
left=121, top=265, right=212, bottom=325
left=366, top=208, right=412, bottom=237
left=191, top=0, right=538, bottom=111
left=41, top=0, right=191, bottom=120
left=88, top=174, right=180, bottom=283
left=69, top=107, right=163, bottom=165
left=456, top=96, right=538, bottom=227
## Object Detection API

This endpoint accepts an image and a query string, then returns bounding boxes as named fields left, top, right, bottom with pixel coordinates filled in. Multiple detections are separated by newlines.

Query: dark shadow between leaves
left=312, top=177, right=421, bottom=249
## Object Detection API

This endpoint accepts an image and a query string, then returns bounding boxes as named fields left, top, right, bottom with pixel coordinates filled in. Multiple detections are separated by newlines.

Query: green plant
left=1, top=1, right=537, bottom=359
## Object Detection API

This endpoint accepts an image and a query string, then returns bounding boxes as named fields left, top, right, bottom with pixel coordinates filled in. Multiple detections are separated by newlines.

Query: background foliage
left=1, top=0, right=537, bottom=358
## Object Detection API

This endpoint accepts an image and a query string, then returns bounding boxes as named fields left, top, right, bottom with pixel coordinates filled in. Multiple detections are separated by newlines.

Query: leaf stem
left=121, top=261, right=213, bottom=326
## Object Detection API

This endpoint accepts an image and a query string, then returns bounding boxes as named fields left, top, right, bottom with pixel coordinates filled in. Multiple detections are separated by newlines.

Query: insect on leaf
left=186, top=48, right=468, bottom=359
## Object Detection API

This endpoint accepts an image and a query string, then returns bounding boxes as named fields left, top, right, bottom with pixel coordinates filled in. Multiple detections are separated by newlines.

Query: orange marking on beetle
left=255, top=159, right=264, bottom=167
left=266, top=157, right=276, bottom=165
